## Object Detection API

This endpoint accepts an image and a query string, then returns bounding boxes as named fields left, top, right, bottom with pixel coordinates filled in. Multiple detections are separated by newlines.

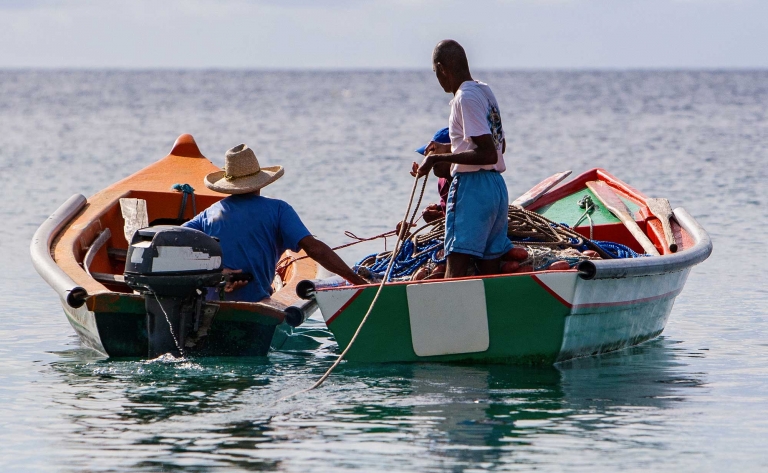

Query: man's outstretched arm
left=298, top=235, right=368, bottom=286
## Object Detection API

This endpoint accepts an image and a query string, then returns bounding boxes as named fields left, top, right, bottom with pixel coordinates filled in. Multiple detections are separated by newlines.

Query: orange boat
left=31, top=134, right=319, bottom=358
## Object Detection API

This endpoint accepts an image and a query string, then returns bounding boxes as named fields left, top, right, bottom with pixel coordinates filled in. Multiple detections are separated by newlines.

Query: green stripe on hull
left=328, top=275, right=570, bottom=364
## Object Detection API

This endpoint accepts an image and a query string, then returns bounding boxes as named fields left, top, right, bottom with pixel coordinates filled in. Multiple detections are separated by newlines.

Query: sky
left=0, top=0, right=766, bottom=69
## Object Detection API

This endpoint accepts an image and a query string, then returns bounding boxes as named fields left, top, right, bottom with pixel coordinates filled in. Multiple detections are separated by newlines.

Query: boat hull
left=315, top=266, right=690, bottom=364
left=310, top=173, right=712, bottom=365
left=61, top=294, right=284, bottom=357
left=32, top=135, right=319, bottom=358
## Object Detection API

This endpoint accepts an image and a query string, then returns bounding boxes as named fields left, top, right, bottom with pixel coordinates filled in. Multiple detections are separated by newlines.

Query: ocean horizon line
left=1, top=66, right=767, bottom=73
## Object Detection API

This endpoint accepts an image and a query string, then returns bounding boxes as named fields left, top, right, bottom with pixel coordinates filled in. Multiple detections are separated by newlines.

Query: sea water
left=0, top=70, right=766, bottom=472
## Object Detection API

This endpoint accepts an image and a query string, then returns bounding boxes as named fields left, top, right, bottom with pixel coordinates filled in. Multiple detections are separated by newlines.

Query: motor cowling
left=124, top=226, right=223, bottom=296
left=124, top=226, right=223, bottom=358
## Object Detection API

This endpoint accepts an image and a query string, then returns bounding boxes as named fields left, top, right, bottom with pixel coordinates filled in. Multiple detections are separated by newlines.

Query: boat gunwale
left=578, top=207, right=711, bottom=280
left=30, top=193, right=90, bottom=308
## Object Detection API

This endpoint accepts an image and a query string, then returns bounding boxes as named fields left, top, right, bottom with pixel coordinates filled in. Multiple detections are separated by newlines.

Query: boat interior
left=51, top=134, right=692, bottom=306
left=51, top=135, right=309, bottom=306
left=528, top=168, right=692, bottom=257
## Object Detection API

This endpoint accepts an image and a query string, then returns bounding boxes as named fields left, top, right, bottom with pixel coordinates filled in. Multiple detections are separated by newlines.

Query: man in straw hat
left=184, top=144, right=366, bottom=302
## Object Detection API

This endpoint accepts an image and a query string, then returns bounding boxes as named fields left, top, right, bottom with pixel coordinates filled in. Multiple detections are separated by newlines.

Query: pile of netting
left=354, top=205, right=646, bottom=282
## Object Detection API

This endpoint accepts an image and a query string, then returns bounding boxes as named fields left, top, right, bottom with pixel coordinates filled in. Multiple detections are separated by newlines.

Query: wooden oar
left=512, top=170, right=572, bottom=208
left=646, top=198, right=678, bottom=253
left=586, top=181, right=660, bottom=256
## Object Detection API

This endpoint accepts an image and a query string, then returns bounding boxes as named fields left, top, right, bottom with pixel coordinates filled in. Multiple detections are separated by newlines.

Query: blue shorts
left=445, top=170, right=513, bottom=259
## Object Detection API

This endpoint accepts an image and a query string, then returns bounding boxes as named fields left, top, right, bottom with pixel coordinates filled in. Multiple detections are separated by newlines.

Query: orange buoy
left=500, top=260, right=520, bottom=274
left=515, top=265, right=534, bottom=274
left=427, top=263, right=446, bottom=280
left=503, top=247, right=529, bottom=261
left=548, top=260, right=571, bottom=271
left=411, top=266, right=429, bottom=281
left=583, top=250, right=600, bottom=259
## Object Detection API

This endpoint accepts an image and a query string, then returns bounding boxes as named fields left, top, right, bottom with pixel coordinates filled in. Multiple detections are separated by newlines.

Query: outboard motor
left=124, top=226, right=223, bottom=358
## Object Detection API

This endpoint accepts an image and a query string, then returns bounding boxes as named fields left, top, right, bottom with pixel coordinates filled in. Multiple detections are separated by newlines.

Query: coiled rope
left=353, top=203, right=649, bottom=280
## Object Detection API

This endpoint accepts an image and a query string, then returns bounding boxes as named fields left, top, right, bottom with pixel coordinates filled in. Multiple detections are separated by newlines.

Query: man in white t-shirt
left=415, top=39, right=512, bottom=278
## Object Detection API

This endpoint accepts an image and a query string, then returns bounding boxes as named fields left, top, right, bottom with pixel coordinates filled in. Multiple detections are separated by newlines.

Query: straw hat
left=204, top=144, right=284, bottom=194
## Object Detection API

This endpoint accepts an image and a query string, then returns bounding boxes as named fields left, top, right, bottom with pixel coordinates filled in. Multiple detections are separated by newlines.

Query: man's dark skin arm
left=222, top=235, right=367, bottom=293
left=416, top=134, right=498, bottom=177
left=299, top=235, right=368, bottom=286
left=415, top=137, right=504, bottom=179
left=414, top=134, right=504, bottom=279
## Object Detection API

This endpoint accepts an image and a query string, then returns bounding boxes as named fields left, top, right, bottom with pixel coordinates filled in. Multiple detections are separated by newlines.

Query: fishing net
left=354, top=205, right=645, bottom=282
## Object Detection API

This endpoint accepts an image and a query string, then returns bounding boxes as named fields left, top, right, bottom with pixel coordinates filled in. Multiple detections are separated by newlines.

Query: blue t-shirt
left=183, top=194, right=311, bottom=302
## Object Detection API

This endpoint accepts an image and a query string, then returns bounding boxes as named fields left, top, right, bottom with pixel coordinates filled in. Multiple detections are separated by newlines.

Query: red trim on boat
left=532, top=275, right=683, bottom=310
left=572, top=287, right=683, bottom=310
left=326, top=289, right=363, bottom=326
left=527, top=168, right=649, bottom=213
left=531, top=274, right=573, bottom=308
left=316, top=268, right=576, bottom=292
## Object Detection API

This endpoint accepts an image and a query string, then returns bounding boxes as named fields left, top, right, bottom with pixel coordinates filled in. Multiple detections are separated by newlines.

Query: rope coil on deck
left=353, top=204, right=646, bottom=280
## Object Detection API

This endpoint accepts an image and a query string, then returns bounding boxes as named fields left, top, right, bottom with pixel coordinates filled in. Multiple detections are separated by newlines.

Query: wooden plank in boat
left=512, top=171, right=572, bottom=208
left=586, top=181, right=660, bottom=256
left=647, top=198, right=678, bottom=253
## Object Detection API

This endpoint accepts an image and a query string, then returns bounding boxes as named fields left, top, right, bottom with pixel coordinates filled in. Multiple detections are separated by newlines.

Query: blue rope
left=355, top=221, right=648, bottom=280
left=588, top=240, right=646, bottom=259
left=558, top=222, right=647, bottom=258
left=355, top=238, right=446, bottom=281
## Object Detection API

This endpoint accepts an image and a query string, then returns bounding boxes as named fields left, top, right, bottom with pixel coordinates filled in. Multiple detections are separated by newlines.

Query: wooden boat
left=31, top=134, right=319, bottom=358
left=300, top=169, right=712, bottom=364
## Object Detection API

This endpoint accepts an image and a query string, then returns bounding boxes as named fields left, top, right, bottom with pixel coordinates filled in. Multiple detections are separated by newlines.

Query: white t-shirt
left=448, top=80, right=506, bottom=175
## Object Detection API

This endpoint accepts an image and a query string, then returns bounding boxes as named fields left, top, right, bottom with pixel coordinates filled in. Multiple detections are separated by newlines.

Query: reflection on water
left=4, top=70, right=767, bottom=471
left=47, top=321, right=705, bottom=471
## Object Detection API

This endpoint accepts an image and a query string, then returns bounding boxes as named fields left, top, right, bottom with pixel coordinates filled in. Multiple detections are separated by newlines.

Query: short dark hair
left=433, top=40, right=469, bottom=74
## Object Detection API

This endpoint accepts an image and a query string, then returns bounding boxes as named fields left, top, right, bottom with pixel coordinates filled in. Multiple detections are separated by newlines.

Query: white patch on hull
left=406, top=279, right=489, bottom=357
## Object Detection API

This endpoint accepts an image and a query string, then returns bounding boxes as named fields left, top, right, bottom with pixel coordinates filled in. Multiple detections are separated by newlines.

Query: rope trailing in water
left=277, top=173, right=429, bottom=402
left=172, top=183, right=196, bottom=220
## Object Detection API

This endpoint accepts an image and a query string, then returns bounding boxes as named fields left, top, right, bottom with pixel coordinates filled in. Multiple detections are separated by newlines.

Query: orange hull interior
left=51, top=134, right=316, bottom=318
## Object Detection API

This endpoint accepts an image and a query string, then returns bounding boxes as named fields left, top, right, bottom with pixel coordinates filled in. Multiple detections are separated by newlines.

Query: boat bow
left=577, top=207, right=712, bottom=280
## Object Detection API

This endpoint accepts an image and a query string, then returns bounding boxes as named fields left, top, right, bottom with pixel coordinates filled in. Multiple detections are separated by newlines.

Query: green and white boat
left=300, top=169, right=711, bottom=364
